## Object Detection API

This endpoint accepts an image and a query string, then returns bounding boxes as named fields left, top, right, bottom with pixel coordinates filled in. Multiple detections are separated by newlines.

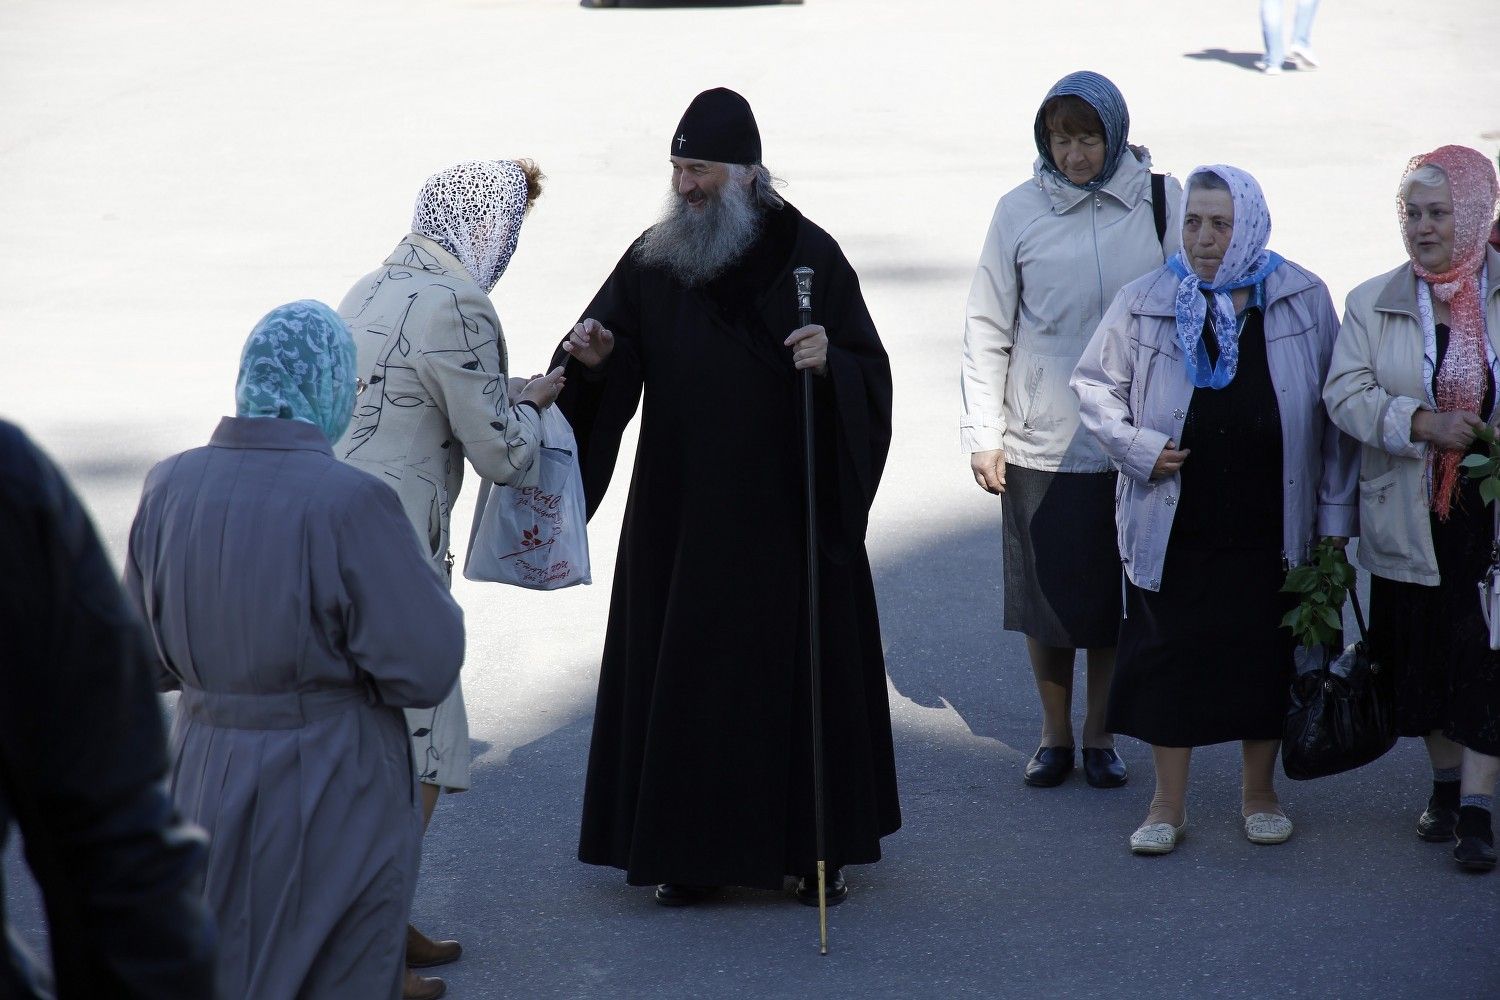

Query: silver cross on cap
left=675, top=134, right=687, bottom=150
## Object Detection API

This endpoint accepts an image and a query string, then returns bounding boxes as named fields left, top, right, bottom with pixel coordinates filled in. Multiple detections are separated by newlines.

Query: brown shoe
left=406, top=924, right=462, bottom=969
left=403, top=968, right=446, bottom=1000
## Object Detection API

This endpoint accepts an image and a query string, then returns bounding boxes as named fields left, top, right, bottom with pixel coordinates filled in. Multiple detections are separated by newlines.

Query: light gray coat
left=125, top=417, right=464, bottom=1000
left=960, top=148, right=1182, bottom=471
left=1071, top=261, right=1360, bottom=590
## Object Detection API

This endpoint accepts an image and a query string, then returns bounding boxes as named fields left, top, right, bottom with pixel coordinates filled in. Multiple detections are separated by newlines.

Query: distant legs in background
left=1257, top=0, right=1286, bottom=74
left=1288, top=0, right=1322, bottom=67
left=1259, top=0, right=1322, bottom=73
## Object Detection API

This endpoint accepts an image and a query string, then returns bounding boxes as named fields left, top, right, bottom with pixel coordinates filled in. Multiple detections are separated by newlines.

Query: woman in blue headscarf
left=1072, top=166, right=1358, bottom=854
left=125, top=301, right=465, bottom=999
left=961, top=71, right=1182, bottom=791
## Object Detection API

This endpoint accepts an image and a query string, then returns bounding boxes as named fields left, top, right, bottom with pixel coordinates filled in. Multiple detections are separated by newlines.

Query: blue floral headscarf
left=1033, top=70, right=1131, bottom=191
left=234, top=300, right=358, bottom=443
left=1166, top=165, right=1285, bottom=389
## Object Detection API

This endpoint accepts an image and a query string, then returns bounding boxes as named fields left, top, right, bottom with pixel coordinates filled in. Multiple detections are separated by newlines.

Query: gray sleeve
left=337, top=478, right=466, bottom=709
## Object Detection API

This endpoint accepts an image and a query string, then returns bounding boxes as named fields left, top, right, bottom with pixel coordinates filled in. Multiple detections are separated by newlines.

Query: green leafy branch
left=1280, top=538, right=1355, bottom=649
left=1460, top=425, right=1500, bottom=505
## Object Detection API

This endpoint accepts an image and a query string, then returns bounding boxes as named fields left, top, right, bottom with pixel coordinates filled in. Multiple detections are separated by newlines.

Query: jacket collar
left=209, top=416, right=333, bottom=454
left=1375, top=246, right=1500, bottom=321
left=1033, top=146, right=1153, bottom=215
left=1133, top=259, right=1317, bottom=318
left=383, top=233, right=473, bottom=281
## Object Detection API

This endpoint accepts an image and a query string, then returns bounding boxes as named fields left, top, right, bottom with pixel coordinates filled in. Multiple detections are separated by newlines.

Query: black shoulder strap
left=1150, top=173, right=1167, bottom=253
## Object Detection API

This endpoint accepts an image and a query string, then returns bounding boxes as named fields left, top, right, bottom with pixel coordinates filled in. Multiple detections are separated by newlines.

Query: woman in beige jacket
left=960, top=71, right=1179, bottom=790
left=336, top=158, right=564, bottom=994
left=1324, top=145, right=1500, bottom=873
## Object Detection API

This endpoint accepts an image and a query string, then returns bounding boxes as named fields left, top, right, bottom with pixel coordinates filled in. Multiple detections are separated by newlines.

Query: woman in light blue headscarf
left=1072, top=165, right=1359, bottom=855
left=125, top=301, right=465, bottom=999
left=961, top=71, right=1182, bottom=792
left=235, top=299, right=359, bottom=442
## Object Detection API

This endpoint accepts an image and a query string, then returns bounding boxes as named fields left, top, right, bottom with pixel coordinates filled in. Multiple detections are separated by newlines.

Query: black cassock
left=557, top=201, right=900, bottom=889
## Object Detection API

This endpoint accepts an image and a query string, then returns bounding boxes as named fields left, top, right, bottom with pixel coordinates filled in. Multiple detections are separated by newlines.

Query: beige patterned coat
left=336, top=233, right=542, bottom=789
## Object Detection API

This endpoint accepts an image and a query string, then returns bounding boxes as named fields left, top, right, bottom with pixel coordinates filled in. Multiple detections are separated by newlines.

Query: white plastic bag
left=1482, top=505, right=1500, bottom=650
left=463, top=407, right=591, bottom=590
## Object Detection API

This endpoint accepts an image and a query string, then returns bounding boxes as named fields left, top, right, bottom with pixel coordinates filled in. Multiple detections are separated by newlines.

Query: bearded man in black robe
left=556, top=88, right=900, bottom=907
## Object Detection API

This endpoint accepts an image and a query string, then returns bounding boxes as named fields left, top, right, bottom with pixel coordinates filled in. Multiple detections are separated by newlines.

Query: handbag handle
left=1347, top=578, right=1369, bottom=644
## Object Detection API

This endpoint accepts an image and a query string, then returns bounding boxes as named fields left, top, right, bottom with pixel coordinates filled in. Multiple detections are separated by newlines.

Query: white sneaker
left=1244, top=811, right=1293, bottom=844
left=1129, top=815, right=1187, bottom=855
left=1253, top=58, right=1284, bottom=76
left=1287, top=46, right=1320, bottom=70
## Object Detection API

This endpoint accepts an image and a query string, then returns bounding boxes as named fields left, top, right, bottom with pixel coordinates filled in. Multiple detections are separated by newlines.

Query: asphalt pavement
left=2, top=1, right=1498, bottom=996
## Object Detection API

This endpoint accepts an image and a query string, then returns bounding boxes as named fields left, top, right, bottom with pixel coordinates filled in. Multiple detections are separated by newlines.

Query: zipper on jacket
left=1092, top=197, right=1106, bottom=318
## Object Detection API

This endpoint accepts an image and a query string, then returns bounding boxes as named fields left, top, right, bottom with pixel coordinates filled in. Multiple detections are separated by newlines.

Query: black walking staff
left=793, top=266, right=830, bottom=955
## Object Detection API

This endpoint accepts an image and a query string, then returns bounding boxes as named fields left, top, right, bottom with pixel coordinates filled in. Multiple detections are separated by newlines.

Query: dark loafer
left=1417, top=804, right=1459, bottom=842
left=654, top=883, right=717, bottom=907
left=1023, top=746, right=1074, bottom=787
left=795, top=868, right=847, bottom=907
left=1453, top=807, right=1497, bottom=873
left=1454, top=836, right=1497, bottom=872
left=405, top=924, right=462, bottom=969
left=1082, top=747, right=1128, bottom=788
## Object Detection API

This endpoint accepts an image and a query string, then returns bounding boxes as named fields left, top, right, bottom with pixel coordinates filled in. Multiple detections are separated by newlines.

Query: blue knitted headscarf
left=1033, top=71, right=1131, bottom=191
left=234, top=300, right=359, bottom=443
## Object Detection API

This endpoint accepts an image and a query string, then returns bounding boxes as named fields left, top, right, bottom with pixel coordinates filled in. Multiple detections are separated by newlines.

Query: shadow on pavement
left=1183, top=48, right=1272, bottom=72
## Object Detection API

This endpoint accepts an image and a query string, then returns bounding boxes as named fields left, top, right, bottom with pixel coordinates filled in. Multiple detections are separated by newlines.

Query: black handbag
left=1282, top=588, right=1397, bottom=781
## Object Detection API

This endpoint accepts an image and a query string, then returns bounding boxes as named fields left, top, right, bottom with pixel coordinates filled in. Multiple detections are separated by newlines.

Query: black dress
left=1368, top=323, right=1500, bottom=756
left=1108, top=307, right=1296, bottom=747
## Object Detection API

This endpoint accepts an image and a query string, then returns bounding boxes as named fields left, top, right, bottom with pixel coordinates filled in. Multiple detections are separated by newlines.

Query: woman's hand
left=519, top=367, right=566, bottom=409
left=507, top=376, right=532, bottom=402
left=1152, top=440, right=1190, bottom=479
left=971, top=449, right=1006, bottom=494
left=561, top=319, right=616, bottom=370
left=1412, top=409, right=1485, bottom=451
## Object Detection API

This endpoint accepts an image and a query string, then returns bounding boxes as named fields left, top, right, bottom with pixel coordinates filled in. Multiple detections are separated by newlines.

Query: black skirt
left=1110, top=547, right=1295, bottom=746
left=1369, top=474, right=1500, bottom=756
left=1107, top=309, right=1294, bottom=747
left=1001, top=464, right=1121, bottom=649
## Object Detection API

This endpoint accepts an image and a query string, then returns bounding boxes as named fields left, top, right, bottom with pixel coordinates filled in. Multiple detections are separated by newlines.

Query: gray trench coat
left=125, top=416, right=464, bottom=1000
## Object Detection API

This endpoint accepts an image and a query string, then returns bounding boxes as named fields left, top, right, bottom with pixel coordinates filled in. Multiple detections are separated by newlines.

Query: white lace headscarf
left=411, top=159, right=529, bottom=293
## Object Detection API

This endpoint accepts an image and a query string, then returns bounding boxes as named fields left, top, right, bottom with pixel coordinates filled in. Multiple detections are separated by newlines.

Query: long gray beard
left=632, top=180, right=762, bottom=286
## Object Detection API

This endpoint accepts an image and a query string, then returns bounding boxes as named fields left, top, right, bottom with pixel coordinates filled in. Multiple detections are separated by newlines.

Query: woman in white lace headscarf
left=334, top=158, right=564, bottom=999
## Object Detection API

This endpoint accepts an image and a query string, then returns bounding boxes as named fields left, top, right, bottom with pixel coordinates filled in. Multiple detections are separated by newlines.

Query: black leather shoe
left=1082, top=747, right=1128, bottom=788
left=1454, top=807, right=1496, bottom=873
left=1023, top=746, right=1074, bottom=787
left=795, top=868, right=847, bottom=907
left=1454, top=835, right=1497, bottom=872
left=1418, top=804, right=1459, bottom=842
left=654, top=884, right=716, bottom=907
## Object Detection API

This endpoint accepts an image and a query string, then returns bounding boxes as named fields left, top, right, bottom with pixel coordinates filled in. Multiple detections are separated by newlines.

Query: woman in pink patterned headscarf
left=1325, top=145, right=1500, bottom=874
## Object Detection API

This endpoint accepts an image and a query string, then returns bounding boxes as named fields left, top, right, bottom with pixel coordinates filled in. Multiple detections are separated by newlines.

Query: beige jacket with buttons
left=1323, top=248, right=1500, bottom=586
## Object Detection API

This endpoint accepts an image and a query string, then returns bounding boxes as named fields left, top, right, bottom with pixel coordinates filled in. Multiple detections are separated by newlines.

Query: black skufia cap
left=670, top=88, right=761, bottom=165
